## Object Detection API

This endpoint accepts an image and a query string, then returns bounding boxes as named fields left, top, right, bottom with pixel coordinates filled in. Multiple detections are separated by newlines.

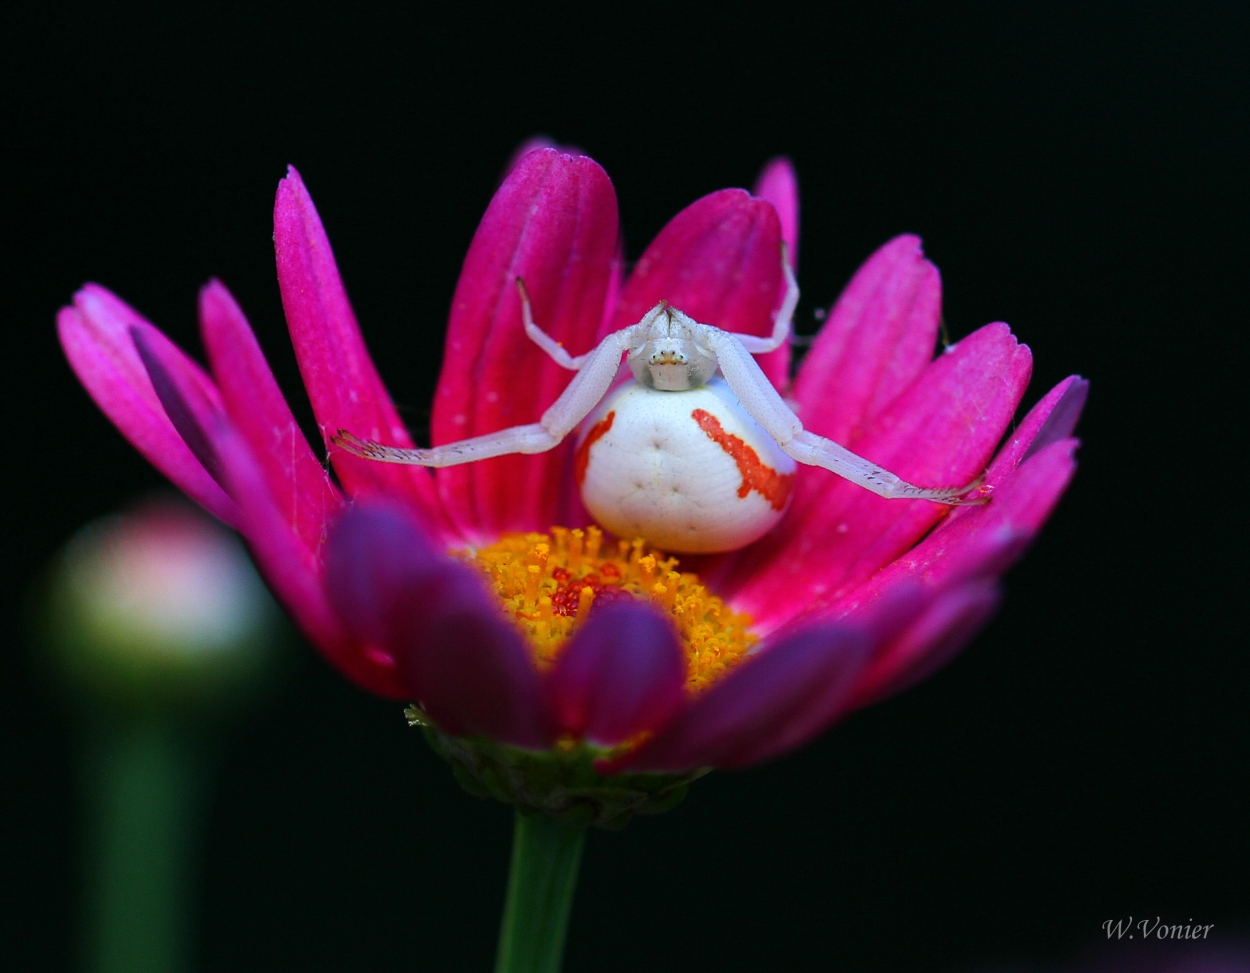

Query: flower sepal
left=414, top=712, right=707, bottom=830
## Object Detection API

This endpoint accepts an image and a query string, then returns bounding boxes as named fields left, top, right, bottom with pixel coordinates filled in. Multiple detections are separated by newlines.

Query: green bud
left=40, top=496, right=281, bottom=717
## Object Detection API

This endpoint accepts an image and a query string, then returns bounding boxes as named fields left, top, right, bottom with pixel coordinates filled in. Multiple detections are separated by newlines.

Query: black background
left=3, top=3, right=1246, bottom=971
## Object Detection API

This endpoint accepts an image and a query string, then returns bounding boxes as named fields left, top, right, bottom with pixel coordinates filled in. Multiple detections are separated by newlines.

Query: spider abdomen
left=575, top=377, right=796, bottom=554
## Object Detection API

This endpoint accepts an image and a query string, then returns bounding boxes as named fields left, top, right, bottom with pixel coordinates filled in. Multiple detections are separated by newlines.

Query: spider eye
left=649, top=349, right=687, bottom=366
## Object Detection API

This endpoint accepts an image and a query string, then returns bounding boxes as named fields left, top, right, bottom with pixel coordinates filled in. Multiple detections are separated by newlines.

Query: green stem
left=495, top=811, right=587, bottom=973
left=82, top=720, right=203, bottom=973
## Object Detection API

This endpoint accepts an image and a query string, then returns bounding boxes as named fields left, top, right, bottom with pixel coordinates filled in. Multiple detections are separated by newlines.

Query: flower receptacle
left=420, top=722, right=707, bottom=830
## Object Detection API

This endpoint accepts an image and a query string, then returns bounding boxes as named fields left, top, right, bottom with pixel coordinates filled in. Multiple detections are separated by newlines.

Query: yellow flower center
left=458, top=526, right=756, bottom=693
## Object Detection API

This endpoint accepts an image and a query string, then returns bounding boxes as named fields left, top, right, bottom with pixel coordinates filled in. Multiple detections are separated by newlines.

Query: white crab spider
left=334, top=246, right=983, bottom=554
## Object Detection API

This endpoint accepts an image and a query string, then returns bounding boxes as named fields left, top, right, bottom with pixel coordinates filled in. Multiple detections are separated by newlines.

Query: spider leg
left=333, top=424, right=557, bottom=467
left=538, top=326, right=640, bottom=437
left=331, top=326, right=640, bottom=468
left=517, top=278, right=589, bottom=370
left=729, top=241, right=798, bottom=355
left=779, top=432, right=985, bottom=504
left=705, top=327, right=986, bottom=505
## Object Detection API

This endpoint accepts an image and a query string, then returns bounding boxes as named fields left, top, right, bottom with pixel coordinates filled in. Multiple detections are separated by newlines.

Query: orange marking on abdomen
left=574, top=411, right=615, bottom=486
left=691, top=408, right=795, bottom=511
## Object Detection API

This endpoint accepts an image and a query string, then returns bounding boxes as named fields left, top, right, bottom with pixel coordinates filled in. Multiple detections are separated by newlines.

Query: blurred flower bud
left=42, top=495, right=281, bottom=715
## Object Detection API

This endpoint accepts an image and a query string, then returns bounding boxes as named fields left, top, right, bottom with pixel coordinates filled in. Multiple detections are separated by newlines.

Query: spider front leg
left=333, top=423, right=558, bottom=467
left=730, top=241, right=799, bottom=355
left=332, top=325, right=640, bottom=468
left=706, top=327, right=986, bottom=505
left=517, top=278, right=589, bottom=370
left=779, top=431, right=985, bottom=504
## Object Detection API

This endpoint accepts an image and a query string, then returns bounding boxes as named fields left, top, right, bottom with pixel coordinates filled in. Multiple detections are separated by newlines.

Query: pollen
left=459, top=526, right=757, bottom=693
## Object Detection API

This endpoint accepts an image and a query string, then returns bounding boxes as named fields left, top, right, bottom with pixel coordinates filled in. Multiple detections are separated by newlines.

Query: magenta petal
left=848, top=376, right=1085, bottom=591
left=198, top=280, right=343, bottom=559
left=504, top=136, right=558, bottom=177
left=849, top=376, right=1087, bottom=601
left=325, top=504, right=553, bottom=747
left=58, top=289, right=239, bottom=527
left=545, top=602, right=686, bottom=746
left=791, top=235, right=942, bottom=445
left=752, top=157, right=800, bottom=266
left=273, top=167, right=448, bottom=536
left=611, top=188, right=791, bottom=390
left=887, top=438, right=1077, bottom=595
left=502, top=136, right=586, bottom=180
left=732, top=323, right=1032, bottom=630
left=430, top=149, right=620, bottom=540
left=616, top=624, right=871, bottom=772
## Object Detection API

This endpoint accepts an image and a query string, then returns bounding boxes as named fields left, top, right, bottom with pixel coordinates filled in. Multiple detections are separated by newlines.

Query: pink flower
left=60, top=148, right=1084, bottom=775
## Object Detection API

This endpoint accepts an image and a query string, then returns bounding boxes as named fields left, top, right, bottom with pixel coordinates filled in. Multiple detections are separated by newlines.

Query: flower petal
left=1008, top=375, right=1089, bottom=469
left=545, top=602, right=686, bottom=746
left=132, top=326, right=399, bottom=694
left=847, top=581, right=1001, bottom=710
left=131, top=327, right=228, bottom=487
left=846, top=375, right=1087, bottom=603
left=325, top=504, right=553, bottom=746
left=730, top=323, right=1032, bottom=630
left=58, top=287, right=240, bottom=527
left=752, top=157, right=799, bottom=266
left=611, top=188, right=791, bottom=390
left=791, top=235, right=942, bottom=445
left=502, top=136, right=587, bottom=180
left=829, top=427, right=1079, bottom=710
left=431, top=149, right=621, bottom=540
left=614, top=623, right=873, bottom=772
left=273, top=167, right=448, bottom=536
left=222, top=427, right=403, bottom=697
left=198, top=279, right=343, bottom=560
left=847, top=436, right=1080, bottom=609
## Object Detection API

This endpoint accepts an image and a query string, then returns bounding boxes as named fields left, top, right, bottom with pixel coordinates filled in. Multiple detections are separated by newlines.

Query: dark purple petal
left=134, top=328, right=403, bottom=696
left=131, top=327, right=227, bottom=488
left=545, top=602, right=686, bottom=746
left=1022, top=376, right=1088, bottom=463
left=400, top=578, right=553, bottom=747
left=848, top=581, right=1001, bottom=710
left=219, top=426, right=404, bottom=697
left=58, top=291, right=239, bottom=527
left=614, top=623, right=872, bottom=772
left=326, top=504, right=553, bottom=747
